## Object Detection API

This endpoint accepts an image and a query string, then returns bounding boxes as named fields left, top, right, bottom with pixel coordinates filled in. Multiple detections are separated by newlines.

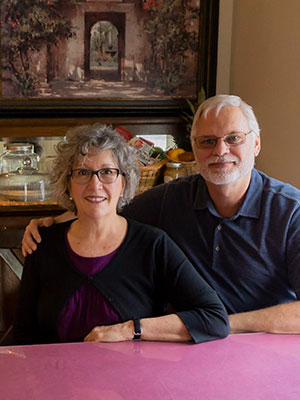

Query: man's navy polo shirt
left=124, top=169, right=300, bottom=314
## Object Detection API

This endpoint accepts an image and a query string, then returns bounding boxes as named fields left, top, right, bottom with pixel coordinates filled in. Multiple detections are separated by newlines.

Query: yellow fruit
left=168, top=148, right=185, bottom=160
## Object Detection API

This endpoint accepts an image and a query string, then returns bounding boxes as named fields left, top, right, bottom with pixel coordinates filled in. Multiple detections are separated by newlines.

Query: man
left=23, top=94, right=300, bottom=334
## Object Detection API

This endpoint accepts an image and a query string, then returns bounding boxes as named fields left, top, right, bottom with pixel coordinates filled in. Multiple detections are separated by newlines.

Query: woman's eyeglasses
left=69, top=168, right=123, bottom=184
left=192, top=130, right=253, bottom=149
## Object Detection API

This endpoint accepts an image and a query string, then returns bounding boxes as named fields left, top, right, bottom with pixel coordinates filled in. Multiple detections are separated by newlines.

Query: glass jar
left=0, top=143, right=39, bottom=174
left=39, top=156, right=55, bottom=174
left=164, top=162, right=185, bottom=183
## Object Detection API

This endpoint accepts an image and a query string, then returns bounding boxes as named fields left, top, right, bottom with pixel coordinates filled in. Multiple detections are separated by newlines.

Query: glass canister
left=0, top=143, right=39, bottom=173
left=164, top=162, right=185, bottom=183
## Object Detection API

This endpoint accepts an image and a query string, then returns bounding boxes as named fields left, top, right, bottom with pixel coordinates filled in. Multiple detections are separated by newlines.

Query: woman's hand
left=84, top=321, right=134, bottom=343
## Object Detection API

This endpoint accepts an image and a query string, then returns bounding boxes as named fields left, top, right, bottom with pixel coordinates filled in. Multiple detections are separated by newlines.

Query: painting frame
left=0, top=0, right=219, bottom=119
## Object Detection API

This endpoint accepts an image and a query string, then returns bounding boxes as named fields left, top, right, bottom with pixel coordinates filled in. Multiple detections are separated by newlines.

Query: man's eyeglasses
left=69, top=168, right=123, bottom=184
left=192, top=130, right=253, bottom=149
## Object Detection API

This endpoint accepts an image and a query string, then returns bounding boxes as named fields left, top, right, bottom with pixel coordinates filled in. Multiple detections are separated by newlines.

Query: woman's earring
left=69, top=196, right=73, bottom=201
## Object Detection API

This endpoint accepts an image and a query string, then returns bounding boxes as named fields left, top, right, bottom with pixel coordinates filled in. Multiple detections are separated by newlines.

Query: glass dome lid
left=0, top=167, right=53, bottom=201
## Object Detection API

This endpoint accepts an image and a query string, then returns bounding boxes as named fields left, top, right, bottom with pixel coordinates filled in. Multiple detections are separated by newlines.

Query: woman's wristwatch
left=133, top=318, right=142, bottom=340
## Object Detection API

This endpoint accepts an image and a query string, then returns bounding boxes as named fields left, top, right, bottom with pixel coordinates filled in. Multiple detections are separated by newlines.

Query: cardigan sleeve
left=12, top=252, right=42, bottom=345
left=157, top=234, right=229, bottom=343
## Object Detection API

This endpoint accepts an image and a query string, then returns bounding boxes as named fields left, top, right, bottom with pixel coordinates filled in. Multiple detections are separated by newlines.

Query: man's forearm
left=54, top=211, right=76, bottom=224
left=229, top=301, right=300, bottom=334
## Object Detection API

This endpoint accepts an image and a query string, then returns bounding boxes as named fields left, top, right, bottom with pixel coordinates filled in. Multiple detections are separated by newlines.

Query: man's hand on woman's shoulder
left=22, top=217, right=55, bottom=257
left=22, top=211, right=76, bottom=256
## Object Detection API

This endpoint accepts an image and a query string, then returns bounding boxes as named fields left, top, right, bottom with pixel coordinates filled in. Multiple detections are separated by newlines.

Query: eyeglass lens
left=194, top=132, right=250, bottom=149
left=71, top=168, right=120, bottom=184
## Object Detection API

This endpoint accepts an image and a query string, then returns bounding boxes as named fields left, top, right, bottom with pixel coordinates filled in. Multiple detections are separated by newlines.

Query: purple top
left=57, top=230, right=121, bottom=342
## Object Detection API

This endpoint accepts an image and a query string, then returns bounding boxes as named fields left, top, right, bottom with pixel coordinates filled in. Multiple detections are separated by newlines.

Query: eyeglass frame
left=192, top=130, right=253, bottom=149
left=69, top=167, right=124, bottom=185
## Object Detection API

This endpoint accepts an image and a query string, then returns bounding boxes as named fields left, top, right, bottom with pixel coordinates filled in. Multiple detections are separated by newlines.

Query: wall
left=216, top=0, right=233, bottom=94
left=217, top=0, right=300, bottom=188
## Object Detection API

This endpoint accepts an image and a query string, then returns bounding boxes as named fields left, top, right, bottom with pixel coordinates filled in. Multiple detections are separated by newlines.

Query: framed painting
left=0, top=0, right=219, bottom=118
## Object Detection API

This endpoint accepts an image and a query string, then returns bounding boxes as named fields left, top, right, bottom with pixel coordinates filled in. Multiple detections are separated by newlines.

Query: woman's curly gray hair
left=50, top=124, right=140, bottom=213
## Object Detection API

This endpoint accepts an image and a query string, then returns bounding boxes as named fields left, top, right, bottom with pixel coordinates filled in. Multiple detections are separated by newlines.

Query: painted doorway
left=90, top=21, right=118, bottom=80
left=85, top=12, right=125, bottom=81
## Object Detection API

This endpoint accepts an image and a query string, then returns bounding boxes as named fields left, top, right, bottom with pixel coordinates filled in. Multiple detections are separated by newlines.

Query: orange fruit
left=167, top=148, right=185, bottom=160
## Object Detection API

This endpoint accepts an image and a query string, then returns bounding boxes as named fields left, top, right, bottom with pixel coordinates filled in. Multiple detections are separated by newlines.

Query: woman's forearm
left=140, top=314, right=192, bottom=342
left=84, top=314, right=192, bottom=343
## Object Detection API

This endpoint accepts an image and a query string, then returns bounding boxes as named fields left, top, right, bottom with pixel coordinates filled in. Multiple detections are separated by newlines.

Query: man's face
left=191, top=106, right=261, bottom=186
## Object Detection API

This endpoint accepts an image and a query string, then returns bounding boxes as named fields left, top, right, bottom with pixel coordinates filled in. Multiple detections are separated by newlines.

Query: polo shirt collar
left=193, top=169, right=263, bottom=219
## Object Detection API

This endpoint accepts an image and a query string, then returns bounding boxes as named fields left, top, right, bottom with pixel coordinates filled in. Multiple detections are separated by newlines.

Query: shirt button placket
left=216, top=224, right=222, bottom=252
left=212, top=223, right=222, bottom=267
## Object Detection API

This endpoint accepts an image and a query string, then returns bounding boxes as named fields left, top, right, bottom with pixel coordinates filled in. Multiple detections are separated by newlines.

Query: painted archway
left=85, top=12, right=125, bottom=81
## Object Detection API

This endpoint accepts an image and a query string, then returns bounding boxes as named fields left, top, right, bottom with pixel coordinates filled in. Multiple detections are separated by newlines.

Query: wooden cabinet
left=0, top=204, right=64, bottom=247
left=0, top=115, right=185, bottom=139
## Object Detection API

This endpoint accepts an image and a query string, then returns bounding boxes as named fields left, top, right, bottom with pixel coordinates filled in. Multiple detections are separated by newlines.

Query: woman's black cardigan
left=13, top=218, right=229, bottom=345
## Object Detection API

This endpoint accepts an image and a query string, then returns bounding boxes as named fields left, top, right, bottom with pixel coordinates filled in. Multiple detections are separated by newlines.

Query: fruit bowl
left=165, top=148, right=198, bottom=176
left=166, top=148, right=195, bottom=162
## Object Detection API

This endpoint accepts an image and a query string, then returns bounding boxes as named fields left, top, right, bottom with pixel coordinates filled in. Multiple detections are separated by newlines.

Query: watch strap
left=133, top=318, right=142, bottom=340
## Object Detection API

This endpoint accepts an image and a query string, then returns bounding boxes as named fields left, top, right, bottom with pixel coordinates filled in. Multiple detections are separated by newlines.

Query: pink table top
left=1, top=333, right=300, bottom=400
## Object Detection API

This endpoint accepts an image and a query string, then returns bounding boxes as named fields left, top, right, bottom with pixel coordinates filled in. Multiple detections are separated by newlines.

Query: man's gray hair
left=191, top=94, right=260, bottom=137
left=50, top=124, right=140, bottom=213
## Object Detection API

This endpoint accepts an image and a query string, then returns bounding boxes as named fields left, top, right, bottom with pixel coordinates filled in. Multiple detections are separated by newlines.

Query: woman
left=13, top=124, right=229, bottom=345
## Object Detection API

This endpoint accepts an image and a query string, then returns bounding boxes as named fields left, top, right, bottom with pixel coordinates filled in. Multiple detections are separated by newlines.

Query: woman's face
left=69, top=148, right=124, bottom=221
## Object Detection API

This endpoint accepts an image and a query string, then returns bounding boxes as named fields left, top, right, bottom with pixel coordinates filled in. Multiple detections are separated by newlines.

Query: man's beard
left=197, top=154, right=255, bottom=185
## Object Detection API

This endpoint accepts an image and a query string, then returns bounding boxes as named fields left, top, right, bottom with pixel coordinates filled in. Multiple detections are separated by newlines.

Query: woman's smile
left=84, top=195, right=107, bottom=203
